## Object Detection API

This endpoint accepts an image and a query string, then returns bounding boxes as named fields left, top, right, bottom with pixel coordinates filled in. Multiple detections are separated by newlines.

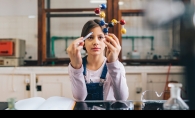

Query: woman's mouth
left=91, top=48, right=100, bottom=51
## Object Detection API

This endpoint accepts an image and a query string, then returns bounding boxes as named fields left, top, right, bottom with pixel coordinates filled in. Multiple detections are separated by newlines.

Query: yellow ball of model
left=121, top=28, right=126, bottom=34
left=100, top=12, right=106, bottom=18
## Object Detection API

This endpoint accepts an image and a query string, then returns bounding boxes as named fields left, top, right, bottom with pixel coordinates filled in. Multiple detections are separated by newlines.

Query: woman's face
left=84, top=27, right=106, bottom=56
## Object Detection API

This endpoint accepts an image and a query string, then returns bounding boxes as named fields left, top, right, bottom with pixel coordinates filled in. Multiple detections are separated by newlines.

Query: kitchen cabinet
left=0, top=66, right=185, bottom=102
left=0, top=67, right=73, bottom=101
left=0, top=74, right=30, bottom=101
left=35, top=74, right=73, bottom=99
left=126, top=73, right=143, bottom=100
left=147, top=73, right=187, bottom=100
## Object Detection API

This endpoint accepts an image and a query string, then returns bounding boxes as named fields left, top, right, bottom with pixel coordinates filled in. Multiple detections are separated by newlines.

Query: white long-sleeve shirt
left=68, top=57, right=129, bottom=101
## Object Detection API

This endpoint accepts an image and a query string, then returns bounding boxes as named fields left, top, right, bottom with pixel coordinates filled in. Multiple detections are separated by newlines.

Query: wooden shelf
left=24, top=58, right=180, bottom=66
left=122, top=59, right=180, bottom=66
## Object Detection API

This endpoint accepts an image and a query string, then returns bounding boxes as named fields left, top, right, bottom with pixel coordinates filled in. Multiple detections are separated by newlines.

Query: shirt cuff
left=68, top=63, right=83, bottom=74
left=106, top=60, right=120, bottom=70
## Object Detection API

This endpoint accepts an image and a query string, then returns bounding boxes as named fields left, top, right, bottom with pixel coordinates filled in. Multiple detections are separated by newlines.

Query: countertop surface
left=1, top=100, right=190, bottom=110
left=0, top=101, right=166, bottom=110
left=0, top=66, right=184, bottom=74
left=73, top=100, right=164, bottom=110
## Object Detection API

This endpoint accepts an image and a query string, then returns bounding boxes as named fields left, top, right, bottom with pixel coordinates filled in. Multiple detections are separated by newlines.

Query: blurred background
left=1, top=0, right=195, bottom=109
left=1, top=0, right=191, bottom=66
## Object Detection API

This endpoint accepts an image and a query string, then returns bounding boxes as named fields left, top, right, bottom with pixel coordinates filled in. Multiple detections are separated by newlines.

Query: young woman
left=67, top=19, right=129, bottom=101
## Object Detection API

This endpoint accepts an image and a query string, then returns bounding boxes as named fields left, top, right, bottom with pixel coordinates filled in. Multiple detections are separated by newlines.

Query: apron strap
left=82, top=56, right=87, bottom=76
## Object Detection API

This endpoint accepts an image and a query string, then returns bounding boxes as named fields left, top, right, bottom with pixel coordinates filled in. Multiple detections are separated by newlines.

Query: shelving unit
left=35, top=0, right=183, bottom=66
left=37, top=0, right=120, bottom=66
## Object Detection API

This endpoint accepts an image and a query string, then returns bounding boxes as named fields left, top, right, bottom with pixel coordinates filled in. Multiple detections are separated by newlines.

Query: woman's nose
left=92, top=37, right=99, bottom=45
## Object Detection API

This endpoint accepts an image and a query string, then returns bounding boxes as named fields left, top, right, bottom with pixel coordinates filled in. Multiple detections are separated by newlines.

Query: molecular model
left=94, top=3, right=127, bottom=35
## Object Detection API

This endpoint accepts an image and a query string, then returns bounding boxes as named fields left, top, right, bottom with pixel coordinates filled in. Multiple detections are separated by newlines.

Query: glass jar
left=7, top=98, right=17, bottom=110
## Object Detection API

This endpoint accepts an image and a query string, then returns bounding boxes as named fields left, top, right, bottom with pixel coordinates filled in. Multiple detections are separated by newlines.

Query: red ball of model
left=120, top=19, right=126, bottom=25
left=94, top=8, right=100, bottom=14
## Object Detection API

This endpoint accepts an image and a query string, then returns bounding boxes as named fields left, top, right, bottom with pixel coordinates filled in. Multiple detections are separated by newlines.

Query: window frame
left=37, top=0, right=120, bottom=66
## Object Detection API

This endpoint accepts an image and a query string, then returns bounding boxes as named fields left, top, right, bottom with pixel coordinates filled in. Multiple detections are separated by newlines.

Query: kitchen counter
left=73, top=100, right=165, bottom=110
left=0, top=101, right=160, bottom=110
left=0, top=66, right=184, bottom=74
left=1, top=100, right=190, bottom=110
left=0, top=100, right=172, bottom=110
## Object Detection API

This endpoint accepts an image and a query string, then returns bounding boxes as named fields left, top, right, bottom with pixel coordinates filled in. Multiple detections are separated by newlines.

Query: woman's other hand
left=103, top=33, right=121, bottom=63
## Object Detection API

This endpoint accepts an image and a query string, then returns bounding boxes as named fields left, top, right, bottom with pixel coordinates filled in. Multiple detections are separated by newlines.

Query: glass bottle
left=163, top=83, right=189, bottom=110
left=146, top=52, right=150, bottom=59
left=7, top=98, right=17, bottom=110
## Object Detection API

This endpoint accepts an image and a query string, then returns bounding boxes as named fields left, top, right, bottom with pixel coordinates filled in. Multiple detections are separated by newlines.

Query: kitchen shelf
left=122, top=59, right=180, bottom=66
left=24, top=58, right=180, bottom=66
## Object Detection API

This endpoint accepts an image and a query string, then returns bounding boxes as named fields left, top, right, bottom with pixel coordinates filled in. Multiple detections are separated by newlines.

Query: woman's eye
left=88, top=37, right=93, bottom=40
left=99, top=36, right=105, bottom=40
left=87, top=36, right=105, bottom=40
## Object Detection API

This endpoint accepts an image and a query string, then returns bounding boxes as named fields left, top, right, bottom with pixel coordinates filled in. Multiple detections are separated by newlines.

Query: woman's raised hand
left=67, top=37, right=84, bottom=69
left=103, top=33, right=121, bottom=63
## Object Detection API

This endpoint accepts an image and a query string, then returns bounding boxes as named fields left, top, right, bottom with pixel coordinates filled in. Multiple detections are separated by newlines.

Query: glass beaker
left=141, top=90, right=169, bottom=110
left=163, top=83, right=189, bottom=110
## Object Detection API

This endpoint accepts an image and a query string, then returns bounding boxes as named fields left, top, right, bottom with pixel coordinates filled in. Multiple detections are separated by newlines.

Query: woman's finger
left=74, top=37, right=84, bottom=46
left=106, top=47, right=110, bottom=57
left=68, top=38, right=84, bottom=55
left=105, top=35, right=117, bottom=47
left=108, top=33, right=120, bottom=45
left=77, top=42, right=85, bottom=50
left=104, top=40, right=115, bottom=51
left=72, top=37, right=84, bottom=48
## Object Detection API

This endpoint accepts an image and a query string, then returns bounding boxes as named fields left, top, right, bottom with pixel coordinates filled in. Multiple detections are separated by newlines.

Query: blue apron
left=82, top=56, right=107, bottom=100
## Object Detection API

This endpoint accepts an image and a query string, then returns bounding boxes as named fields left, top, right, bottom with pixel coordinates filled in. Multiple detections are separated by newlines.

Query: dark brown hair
left=81, top=19, right=101, bottom=37
left=81, top=19, right=101, bottom=51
